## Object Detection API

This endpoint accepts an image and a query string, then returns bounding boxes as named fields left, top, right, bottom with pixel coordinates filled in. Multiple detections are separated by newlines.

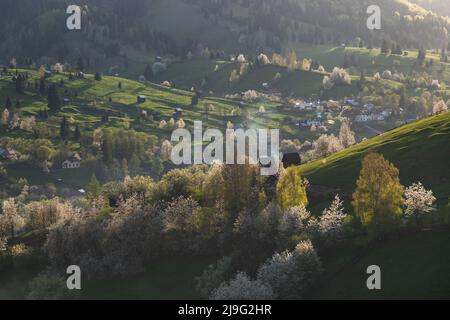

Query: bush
left=257, top=240, right=323, bottom=299
left=196, top=256, right=234, bottom=298
left=210, top=272, right=274, bottom=300
left=26, top=198, right=74, bottom=231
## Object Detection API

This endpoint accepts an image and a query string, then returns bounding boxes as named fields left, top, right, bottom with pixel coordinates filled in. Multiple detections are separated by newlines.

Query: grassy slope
left=159, top=45, right=449, bottom=99
left=312, top=229, right=450, bottom=299
left=300, top=111, right=450, bottom=202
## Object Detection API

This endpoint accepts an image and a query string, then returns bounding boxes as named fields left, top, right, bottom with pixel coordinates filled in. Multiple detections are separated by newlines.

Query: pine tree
left=399, top=87, right=407, bottom=109
left=39, top=78, right=46, bottom=96
left=5, top=96, right=12, bottom=110
left=15, top=74, right=25, bottom=93
left=47, top=84, right=61, bottom=111
left=191, top=92, right=199, bottom=106
left=86, top=174, right=102, bottom=203
left=94, top=72, right=102, bottom=81
left=417, top=48, right=426, bottom=65
left=74, top=124, right=81, bottom=141
left=60, top=116, right=70, bottom=140
left=102, top=134, right=113, bottom=163
left=381, top=39, right=390, bottom=54
left=77, top=56, right=84, bottom=72
left=129, top=153, right=141, bottom=176
left=144, top=64, right=153, bottom=81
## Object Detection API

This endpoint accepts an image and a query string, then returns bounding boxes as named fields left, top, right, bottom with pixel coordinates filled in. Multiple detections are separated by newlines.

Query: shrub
left=210, top=272, right=274, bottom=300
left=196, top=256, right=234, bottom=298
left=257, top=240, right=322, bottom=299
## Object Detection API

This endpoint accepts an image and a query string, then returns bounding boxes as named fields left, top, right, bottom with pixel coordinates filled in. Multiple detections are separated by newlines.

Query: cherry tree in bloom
left=319, top=195, right=347, bottom=243
left=210, top=272, right=274, bottom=300
left=404, top=182, right=436, bottom=223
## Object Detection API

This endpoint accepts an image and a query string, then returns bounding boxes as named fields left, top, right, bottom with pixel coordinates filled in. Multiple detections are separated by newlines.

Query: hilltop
left=300, top=111, right=450, bottom=202
left=1, top=0, right=449, bottom=75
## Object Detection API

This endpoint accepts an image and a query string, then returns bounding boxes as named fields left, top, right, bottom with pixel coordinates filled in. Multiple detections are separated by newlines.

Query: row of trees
left=1, top=147, right=445, bottom=299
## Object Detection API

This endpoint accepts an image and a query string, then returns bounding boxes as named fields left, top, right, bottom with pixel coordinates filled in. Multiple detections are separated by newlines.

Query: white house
left=62, top=158, right=81, bottom=169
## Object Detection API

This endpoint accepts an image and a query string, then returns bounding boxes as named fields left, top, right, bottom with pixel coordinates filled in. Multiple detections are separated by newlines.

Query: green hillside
left=312, top=229, right=450, bottom=299
left=300, top=111, right=450, bottom=202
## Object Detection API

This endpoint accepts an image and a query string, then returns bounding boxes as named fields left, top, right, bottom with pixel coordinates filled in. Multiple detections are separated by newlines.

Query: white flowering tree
left=176, top=118, right=186, bottom=129
left=1, top=108, right=10, bottom=126
left=160, top=140, right=173, bottom=160
left=278, top=206, right=311, bottom=246
left=210, top=272, right=274, bottom=300
left=236, top=54, right=246, bottom=63
left=339, top=118, right=356, bottom=148
left=374, top=72, right=381, bottom=81
left=313, top=134, right=344, bottom=159
left=159, top=120, right=167, bottom=129
left=257, top=240, right=322, bottom=299
left=319, top=195, right=347, bottom=243
left=257, top=53, right=270, bottom=65
left=433, top=100, right=448, bottom=114
left=404, top=182, right=436, bottom=225
left=0, top=198, right=25, bottom=239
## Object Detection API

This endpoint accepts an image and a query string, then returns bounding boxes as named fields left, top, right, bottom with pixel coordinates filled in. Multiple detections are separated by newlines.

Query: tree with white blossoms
left=259, top=105, right=266, bottom=113
left=19, top=116, right=36, bottom=132
left=278, top=206, right=311, bottom=247
left=168, top=118, right=175, bottom=128
left=374, top=72, right=381, bottom=81
left=0, top=198, right=25, bottom=239
left=210, top=272, right=274, bottom=300
left=159, top=120, right=167, bottom=129
left=313, top=134, right=344, bottom=159
left=323, top=75, right=334, bottom=90
left=382, top=70, right=392, bottom=79
left=92, top=128, right=103, bottom=147
left=176, top=118, right=186, bottom=129
left=339, top=118, right=356, bottom=148
left=236, top=54, right=246, bottom=63
left=257, top=240, right=323, bottom=299
left=10, top=114, right=20, bottom=129
left=319, top=195, right=348, bottom=244
left=404, top=182, right=436, bottom=225
left=226, top=121, right=234, bottom=129
left=257, top=53, right=270, bottom=65
left=0, top=236, right=7, bottom=253
left=160, top=140, right=173, bottom=160
left=329, top=67, right=351, bottom=85
left=1, top=108, right=10, bottom=126
left=433, top=100, right=448, bottom=114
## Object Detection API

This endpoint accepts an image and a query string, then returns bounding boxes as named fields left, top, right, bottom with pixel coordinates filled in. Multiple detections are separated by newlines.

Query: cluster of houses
left=288, top=98, right=394, bottom=128
left=290, top=99, right=339, bottom=128
left=342, top=102, right=392, bottom=123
